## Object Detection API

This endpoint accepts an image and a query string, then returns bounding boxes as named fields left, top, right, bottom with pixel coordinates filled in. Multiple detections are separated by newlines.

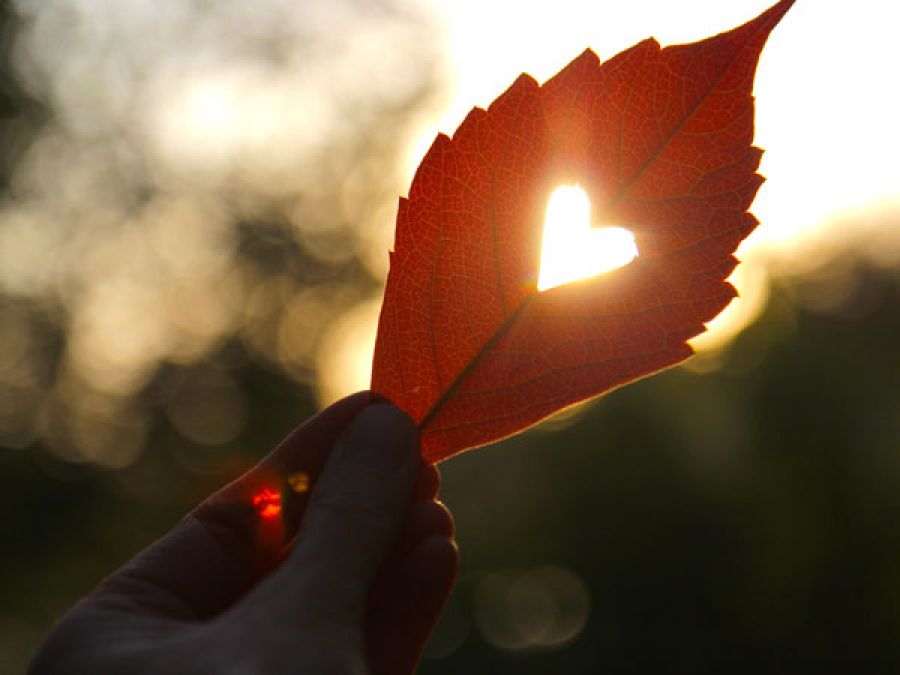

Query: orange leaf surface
left=372, top=0, right=794, bottom=463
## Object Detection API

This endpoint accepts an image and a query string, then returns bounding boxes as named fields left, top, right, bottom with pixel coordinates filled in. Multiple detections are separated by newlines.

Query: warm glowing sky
left=3, top=0, right=896, bottom=452
left=424, top=0, right=900, bottom=231
left=319, top=0, right=900, bottom=403
left=429, top=0, right=900, bottom=259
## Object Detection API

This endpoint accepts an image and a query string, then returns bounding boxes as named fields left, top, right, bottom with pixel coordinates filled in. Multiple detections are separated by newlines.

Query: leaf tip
left=766, top=0, right=796, bottom=24
left=740, top=0, right=795, bottom=43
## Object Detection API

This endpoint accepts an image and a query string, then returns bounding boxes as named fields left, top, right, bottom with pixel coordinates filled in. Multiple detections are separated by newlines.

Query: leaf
left=372, top=0, right=794, bottom=463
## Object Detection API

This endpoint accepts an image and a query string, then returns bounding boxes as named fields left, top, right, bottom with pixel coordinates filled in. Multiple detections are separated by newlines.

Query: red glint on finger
left=252, top=488, right=282, bottom=519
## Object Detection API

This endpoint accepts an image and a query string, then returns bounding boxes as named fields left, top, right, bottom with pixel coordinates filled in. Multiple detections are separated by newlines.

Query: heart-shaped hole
left=537, top=185, right=638, bottom=292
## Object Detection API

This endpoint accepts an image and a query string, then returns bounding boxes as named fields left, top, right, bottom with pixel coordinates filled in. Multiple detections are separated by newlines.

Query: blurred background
left=1, top=0, right=898, bottom=671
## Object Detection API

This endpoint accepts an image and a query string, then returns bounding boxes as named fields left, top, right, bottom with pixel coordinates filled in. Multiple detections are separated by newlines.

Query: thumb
left=253, top=403, right=419, bottom=626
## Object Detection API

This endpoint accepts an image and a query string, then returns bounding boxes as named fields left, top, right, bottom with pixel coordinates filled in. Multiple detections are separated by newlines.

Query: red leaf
left=372, top=0, right=794, bottom=463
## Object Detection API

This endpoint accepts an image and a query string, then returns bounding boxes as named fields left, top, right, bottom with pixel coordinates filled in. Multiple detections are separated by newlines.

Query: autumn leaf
left=372, top=0, right=794, bottom=463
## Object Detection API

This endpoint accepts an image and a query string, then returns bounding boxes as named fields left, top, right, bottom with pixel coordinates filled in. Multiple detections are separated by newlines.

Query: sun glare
left=537, top=185, right=638, bottom=292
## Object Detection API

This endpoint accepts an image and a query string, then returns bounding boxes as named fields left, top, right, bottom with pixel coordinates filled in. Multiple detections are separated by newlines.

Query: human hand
left=30, top=393, right=458, bottom=675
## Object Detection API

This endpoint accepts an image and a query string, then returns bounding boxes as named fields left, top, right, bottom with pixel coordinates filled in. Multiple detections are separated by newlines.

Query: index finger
left=93, top=391, right=374, bottom=620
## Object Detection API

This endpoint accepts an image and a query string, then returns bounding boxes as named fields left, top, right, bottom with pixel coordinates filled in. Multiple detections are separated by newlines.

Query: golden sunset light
left=537, top=186, right=638, bottom=292
left=321, top=0, right=900, bottom=403
left=376, top=0, right=899, bottom=386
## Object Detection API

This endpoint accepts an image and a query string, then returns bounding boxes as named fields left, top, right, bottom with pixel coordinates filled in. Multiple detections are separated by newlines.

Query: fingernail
left=340, top=404, right=417, bottom=473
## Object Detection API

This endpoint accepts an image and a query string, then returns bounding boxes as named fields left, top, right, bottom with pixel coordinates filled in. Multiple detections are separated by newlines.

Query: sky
left=431, top=0, right=900, bottom=330
left=318, top=0, right=900, bottom=402
left=2, top=0, right=898, bottom=453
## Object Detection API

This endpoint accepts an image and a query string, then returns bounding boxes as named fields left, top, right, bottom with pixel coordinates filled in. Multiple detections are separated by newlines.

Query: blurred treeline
left=431, top=262, right=900, bottom=674
left=2, top=2, right=900, bottom=674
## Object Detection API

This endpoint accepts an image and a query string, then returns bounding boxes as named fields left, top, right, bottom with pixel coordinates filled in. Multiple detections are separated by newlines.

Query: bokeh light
left=0, top=0, right=440, bottom=465
left=3, top=0, right=898, bottom=459
left=475, top=566, right=591, bottom=651
left=287, top=470, right=310, bottom=494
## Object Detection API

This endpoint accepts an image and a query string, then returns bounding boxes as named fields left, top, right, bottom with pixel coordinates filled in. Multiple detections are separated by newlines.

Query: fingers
left=365, top=532, right=459, bottom=675
left=395, top=498, right=454, bottom=556
left=247, top=404, right=420, bottom=629
left=413, top=462, right=441, bottom=501
left=92, top=392, right=373, bottom=620
left=366, top=467, right=458, bottom=675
